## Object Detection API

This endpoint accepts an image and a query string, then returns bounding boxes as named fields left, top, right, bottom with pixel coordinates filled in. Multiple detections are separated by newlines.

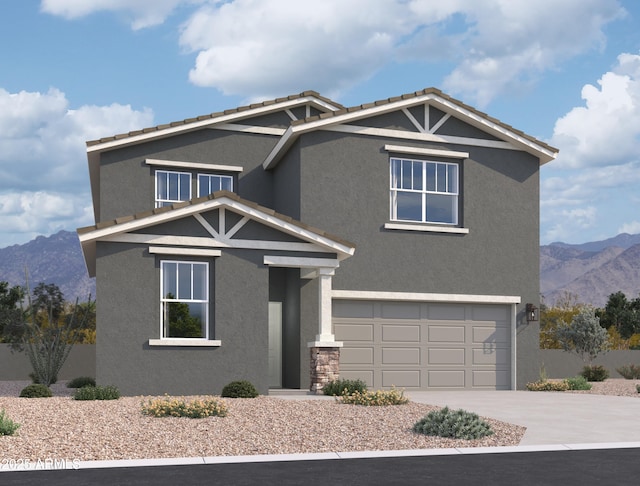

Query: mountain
left=0, top=230, right=95, bottom=302
left=1, top=230, right=638, bottom=308
left=541, top=235, right=640, bottom=307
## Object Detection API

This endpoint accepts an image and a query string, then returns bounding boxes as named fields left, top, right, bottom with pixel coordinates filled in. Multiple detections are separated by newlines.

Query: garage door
left=333, top=300, right=511, bottom=390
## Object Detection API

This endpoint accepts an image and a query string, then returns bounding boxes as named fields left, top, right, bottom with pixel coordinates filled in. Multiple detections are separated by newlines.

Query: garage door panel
left=472, top=325, right=509, bottom=343
left=472, top=347, right=509, bottom=366
left=382, top=324, right=420, bottom=342
left=428, top=325, right=465, bottom=343
left=335, top=301, right=511, bottom=390
left=334, top=323, right=374, bottom=341
left=427, top=304, right=466, bottom=320
left=382, top=370, right=421, bottom=387
left=382, top=347, right=421, bottom=365
left=341, top=347, right=374, bottom=365
left=333, top=301, right=374, bottom=318
left=428, top=370, right=465, bottom=387
left=428, top=348, right=465, bottom=365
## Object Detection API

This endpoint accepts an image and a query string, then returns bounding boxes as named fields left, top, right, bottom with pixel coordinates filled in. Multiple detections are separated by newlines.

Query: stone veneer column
left=309, top=347, right=340, bottom=394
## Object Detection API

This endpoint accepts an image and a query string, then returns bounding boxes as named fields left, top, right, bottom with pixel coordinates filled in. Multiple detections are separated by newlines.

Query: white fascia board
left=263, top=126, right=295, bottom=169
left=146, top=159, right=243, bottom=172
left=332, top=290, right=521, bottom=304
left=148, top=247, right=222, bottom=257
left=384, top=144, right=469, bottom=159
left=79, top=196, right=354, bottom=258
left=86, top=96, right=330, bottom=154
left=264, top=255, right=340, bottom=268
left=209, top=123, right=285, bottom=136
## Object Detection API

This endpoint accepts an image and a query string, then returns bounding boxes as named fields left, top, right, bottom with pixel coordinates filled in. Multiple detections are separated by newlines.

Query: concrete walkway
left=406, top=390, right=640, bottom=445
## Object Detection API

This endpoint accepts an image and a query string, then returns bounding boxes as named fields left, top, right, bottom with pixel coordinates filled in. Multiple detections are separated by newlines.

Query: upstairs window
left=197, top=174, right=233, bottom=197
left=390, top=157, right=459, bottom=225
left=161, top=261, right=209, bottom=339
left=155, top=170, right=191, bottom=208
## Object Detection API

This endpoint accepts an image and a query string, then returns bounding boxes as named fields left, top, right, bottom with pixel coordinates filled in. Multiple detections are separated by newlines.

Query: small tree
left=597, top=291, right=640, bottom=340
left=8, top=279, right=93, bottom=386
left=555, top=307, right=609, bottom=365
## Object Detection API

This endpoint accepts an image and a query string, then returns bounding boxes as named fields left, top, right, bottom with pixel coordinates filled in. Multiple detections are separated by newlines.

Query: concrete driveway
left=406, top=390, right=640, bottom=445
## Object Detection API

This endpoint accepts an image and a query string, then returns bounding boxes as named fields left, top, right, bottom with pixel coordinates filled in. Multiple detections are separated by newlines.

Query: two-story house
left=78, top=88, right=557, bottom=395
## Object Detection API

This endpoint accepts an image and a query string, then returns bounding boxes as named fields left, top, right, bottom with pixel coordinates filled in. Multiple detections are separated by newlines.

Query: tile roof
left=86, top=90, right=344, bottom=147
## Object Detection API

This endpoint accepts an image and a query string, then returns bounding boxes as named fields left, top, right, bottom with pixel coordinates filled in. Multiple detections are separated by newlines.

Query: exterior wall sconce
left=526, top=303, right=538, bottom=322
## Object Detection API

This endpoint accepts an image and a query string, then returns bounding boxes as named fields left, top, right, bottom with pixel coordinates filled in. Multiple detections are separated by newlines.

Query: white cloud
left=619, top=221, right=640, bottom=234
left=40, top=0, right=201, bottom=29
left=550, top=53, right=640, bottom=169
left=0, top=87, right=154, bottom=246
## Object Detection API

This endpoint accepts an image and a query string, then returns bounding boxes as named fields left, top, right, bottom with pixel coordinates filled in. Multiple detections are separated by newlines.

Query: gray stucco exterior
left=78, top=88, right=556, bottom=395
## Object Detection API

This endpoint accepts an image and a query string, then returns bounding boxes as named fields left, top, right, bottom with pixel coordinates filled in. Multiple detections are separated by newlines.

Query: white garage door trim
left=332, top=290, right=519, bottom=390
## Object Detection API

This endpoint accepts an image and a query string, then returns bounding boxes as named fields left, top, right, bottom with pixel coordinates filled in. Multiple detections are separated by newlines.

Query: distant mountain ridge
left=1, top=230, right=638, bottom=308
left=0, top=230, right=95, bottom=302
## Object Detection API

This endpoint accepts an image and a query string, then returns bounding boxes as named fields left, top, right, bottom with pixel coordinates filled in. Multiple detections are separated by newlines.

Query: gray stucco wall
left=95, top=241, right=269, bottom=396
left=290, top=126, right=541, bottom=388
left=540, top=350, right=640, bottom=379
left=0, top=344, right=96, bottom=381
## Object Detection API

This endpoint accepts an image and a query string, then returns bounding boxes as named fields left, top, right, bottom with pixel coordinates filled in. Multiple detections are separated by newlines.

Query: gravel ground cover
left=0, top=379, right=636, bottom=462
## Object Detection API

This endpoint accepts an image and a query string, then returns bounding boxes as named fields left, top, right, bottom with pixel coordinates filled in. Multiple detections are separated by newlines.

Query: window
left=390, top=157, right=459, bottom=225
left=156, top=170, right=191, bottom=207
left=197, top=174, right=233, bottom=197
left=161, top=261, right=209, bottom=339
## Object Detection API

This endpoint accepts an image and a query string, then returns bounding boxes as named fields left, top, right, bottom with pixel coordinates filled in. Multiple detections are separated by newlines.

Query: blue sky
left=1, top=0, right=639, bottom=248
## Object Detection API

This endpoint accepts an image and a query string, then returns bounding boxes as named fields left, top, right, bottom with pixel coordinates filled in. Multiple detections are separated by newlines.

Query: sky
left=1, top=0, right=639, bottom=248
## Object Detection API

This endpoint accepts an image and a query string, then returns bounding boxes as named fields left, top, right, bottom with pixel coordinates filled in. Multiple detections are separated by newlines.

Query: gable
left=78, top=191, right=355, bottom=277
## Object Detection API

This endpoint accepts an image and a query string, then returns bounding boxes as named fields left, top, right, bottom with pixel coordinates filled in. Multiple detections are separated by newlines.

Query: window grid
left=160, top=261, right=209, bottom=339
left=155, top=170, right=191, bottom=208
left=390, top=157, right=459, bottom=225
left=197, top=174, right=234, bottom=197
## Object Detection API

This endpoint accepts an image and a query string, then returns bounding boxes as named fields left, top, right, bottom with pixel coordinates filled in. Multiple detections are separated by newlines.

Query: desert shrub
left=525, top=380, right=569, bottom=391
left=581, top=365, right=609, bottom=382
left=413, top=406, right=493, bottom=440
left=616, top=364, right=640, bottom=380
left=221, top=380, right=258, bottom=398
left=565, top=376, right=592, bottom=390
left=323, top=378, right=367, bottom=396
left=0, top=409, right=20, bottom=436
left=73, top=385, right=120, bottom=401
left=337, top=387, right=409, bottom=406
left=141, top=396, right=228, bottom=418
left=67, top=376, right=96, bottom=388
left=30, top=372, right=56, bottom=385
left=19, top=383, right=52, bottom=398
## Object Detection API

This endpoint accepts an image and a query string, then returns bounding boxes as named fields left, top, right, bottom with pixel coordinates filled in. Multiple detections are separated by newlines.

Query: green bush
left=337, top=387, right=409, bottom=406
left=580, top=365, right=609, bottom=382
left=73, top=385, right=120, bottom=400
left=141, top=396, right=228, bottom=418
left=221, top=380, right=259, bottom=398
left=0, top=409, right=20, bottom=436
left=413, top=406, right=494, bottom=440
left=67, top=376, right=96, bottom=388
left=19, top=383, right=53, bottom=398
left=616, top=364, right=640, bottom=380
left=565, top=376, right=592, bottom=390
left=323, top=378, right=368, bottom=396
left=526, top=380, right=569, bottom=391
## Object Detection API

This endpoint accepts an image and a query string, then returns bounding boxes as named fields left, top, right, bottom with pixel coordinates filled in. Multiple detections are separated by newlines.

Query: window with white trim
left=197, top=174, right=233, bottom=197
left=390, top=157, right=459, bottom=225
left=161, top=261, right=209, bottom=339
left=155, top=170, right=191, bottom=207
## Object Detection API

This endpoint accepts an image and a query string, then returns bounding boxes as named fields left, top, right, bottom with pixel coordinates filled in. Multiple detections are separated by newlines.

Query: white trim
left=511, top=303, right=517, bottom=390
left=87, top=95, right=341, bottom=153
left=146, top=159, right=243, bottom=173
left=384, top=144, right=469, bottom=159
left=210, top=123, right=285, bottom=136
left=263, top=256, right=340, bottom=269
left=331, top=290, right=521, bottom=304
left=429, top=113, right=451, bottom=134
left=285, top=109, right=297, bottom=121
left=148, top=339, right=221, bottom=347
left=148, top=247, right=221, bottom=257
left=325, top=125, right=516, bottom=150
left=401, top=108, right=426, bottom=133
left=384, top=222, right=469, bottom=234
left=193, top=214, right=219, bottom=238
left=307, top=341, right=344, bottom=348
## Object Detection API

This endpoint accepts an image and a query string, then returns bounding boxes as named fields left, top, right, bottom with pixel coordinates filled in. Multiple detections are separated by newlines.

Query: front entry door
left=268, top=302, right=282, bottom=388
